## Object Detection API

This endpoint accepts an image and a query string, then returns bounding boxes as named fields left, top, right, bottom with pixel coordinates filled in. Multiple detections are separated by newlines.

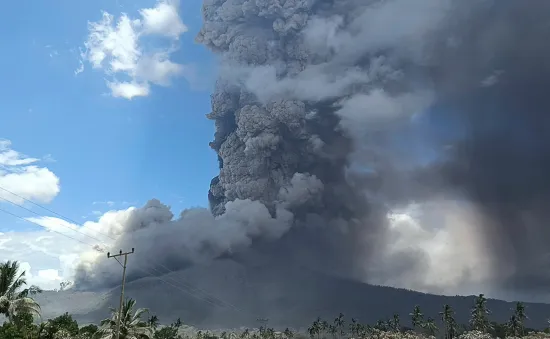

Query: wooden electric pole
left=107, top=248, right=135, bottom=339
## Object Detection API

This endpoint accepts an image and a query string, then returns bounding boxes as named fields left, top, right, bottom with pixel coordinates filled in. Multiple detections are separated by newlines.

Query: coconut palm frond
left=98, top=298, right=153, bottom=339
left=0, top=261, right=42, bottom=321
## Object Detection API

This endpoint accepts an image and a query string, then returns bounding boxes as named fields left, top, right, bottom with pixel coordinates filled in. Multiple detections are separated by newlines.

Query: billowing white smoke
left=73, top=177, right=316, bottom=289
left=368, top=199, right=495, bottom=296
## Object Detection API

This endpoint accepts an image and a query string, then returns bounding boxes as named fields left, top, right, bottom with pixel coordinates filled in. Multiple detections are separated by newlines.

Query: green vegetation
left=0, top=260, right=42, bottom=321
left=1, top=260, right=549, bottom=339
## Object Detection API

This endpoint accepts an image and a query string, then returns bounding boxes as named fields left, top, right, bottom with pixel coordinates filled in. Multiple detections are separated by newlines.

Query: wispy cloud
left=480, top=70, right=504, bottom=87
left=79, top=0, right=190, bottom=99
left=92, top=201, right=115, bottom=206
left=74, top=60, right=84, bottom=76
left=44, top=45, right=60, bottom=59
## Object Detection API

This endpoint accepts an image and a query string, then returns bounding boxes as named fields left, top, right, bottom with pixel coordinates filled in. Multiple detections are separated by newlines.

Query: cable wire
left=0, top=186, right=248, bottom=315
left=0, top=205, right=101, bottom=249
left=0, top=185, right=244, bottom=311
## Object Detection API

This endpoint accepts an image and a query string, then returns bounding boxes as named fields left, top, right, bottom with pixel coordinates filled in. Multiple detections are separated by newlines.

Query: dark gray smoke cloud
left=73, top=0, right=550, bottom=300
left=197, top=0, right=550, bottom=295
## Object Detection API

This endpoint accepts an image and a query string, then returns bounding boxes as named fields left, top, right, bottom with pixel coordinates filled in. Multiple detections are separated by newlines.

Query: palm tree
left=514, top=302, right=527, bottom=337
left=307, top=325, right=315, bottom=339
left=422, top=317, right=438, bottom=336
left=320, top=319, right=329, bottom=337
left=307, top=319, right=320, bottom=339
left=440, top=304, right=456, bottom=339
left=508, top=315, right=522, bottom=337
left=147, top=315, right=159, bottom=332
left=240, top=329, right=250, bottom=339
left=283, top=328, right=293, bottom=339
left=334, top=313, right=345, bottom=337
left=410, top=305, right=424, bottom=332
left=391, top=314, right=400, bottom=332
left=173, top=318, right=182, bottom=329
left=97, top=298, right=153, bottom=339
left=0, top=260, right=41, bottom=321
left=328, top=324, right=337, bottom=338
left=349, top=318, right=359, bottom=337
left=470, top=294, right=492, bottom=333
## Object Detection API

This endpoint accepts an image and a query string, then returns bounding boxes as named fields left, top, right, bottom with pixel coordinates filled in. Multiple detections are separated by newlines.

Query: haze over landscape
left=2, top=0, right=550, bottom=330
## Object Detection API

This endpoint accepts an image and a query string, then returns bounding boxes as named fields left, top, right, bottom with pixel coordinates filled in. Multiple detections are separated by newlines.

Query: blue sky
left=0, top=0, right=221, bottom=287
left=1, top=0, right=217, bottom=222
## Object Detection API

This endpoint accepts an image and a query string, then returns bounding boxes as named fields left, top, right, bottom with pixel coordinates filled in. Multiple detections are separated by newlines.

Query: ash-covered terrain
left=50, top=0, right=550, bottom=330
left=34, top=261, right=550, bottom=329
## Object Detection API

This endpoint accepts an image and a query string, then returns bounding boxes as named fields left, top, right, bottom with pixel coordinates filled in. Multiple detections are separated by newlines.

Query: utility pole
left=107, top=248, right=135, bottom=339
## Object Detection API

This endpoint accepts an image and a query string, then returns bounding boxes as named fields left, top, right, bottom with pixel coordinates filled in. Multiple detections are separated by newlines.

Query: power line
left=0, top=205, right=101, bottom=249
left=0, top=204, right=244, bottom=313
left=1, top=191, right=243, bottom=309
left=0, top=196, right=110, bottom=245
left=0, top=186, right=247, bottom=315
left=4, top=218, right=240, bottom=313
left=1, top=215, right=238, bottom=312
left=0, top=186, right=119, bottom=242
left=0, top=185, right=243, bottom=309
left=0, top=186, right=243, bottom=309
left=0, top=186, right=115, bottom=238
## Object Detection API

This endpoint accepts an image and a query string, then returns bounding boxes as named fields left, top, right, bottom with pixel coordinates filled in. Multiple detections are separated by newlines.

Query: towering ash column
left=196, top=0, right=550, bottom=296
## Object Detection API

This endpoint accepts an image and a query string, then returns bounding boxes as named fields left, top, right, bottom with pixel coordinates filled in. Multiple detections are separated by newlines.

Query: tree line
left=1, top=260, right=548, bottom=339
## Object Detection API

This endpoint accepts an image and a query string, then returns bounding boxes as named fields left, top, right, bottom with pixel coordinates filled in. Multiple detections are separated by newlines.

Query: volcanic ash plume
left=74, top=0, right=550, bottom=299
left=196, top=0, right=550, bottom=296
left=194, top=0, right=470, bottom=288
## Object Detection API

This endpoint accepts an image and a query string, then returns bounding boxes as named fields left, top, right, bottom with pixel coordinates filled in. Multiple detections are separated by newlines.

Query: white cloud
left=85, top=12, right=141, bottom=72
left=0, top=206, right=140, bottom=289
left=80, top=0, right=189, bottom=99
left=26, top=216, right=79, bottom=235
left=74, top=60, right=84, bottom=76
left=1, top=230, right=87, bottom=290
left=140, top=0, right=187, bottom=38
left=0, top=140, right=60, bottom=204
left=108, top=81, right=150, bottom=99
left=18, top=262, right=63, bottom=290
left=93, top=200, right=115, bottom=206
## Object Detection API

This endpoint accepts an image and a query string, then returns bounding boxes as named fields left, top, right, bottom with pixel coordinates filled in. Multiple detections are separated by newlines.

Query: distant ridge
left=33, top=258, right=550, bottom=329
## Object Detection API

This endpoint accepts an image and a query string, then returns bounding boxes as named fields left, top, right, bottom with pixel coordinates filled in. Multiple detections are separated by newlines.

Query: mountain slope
left=34, top=258, right=550, bottom=329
